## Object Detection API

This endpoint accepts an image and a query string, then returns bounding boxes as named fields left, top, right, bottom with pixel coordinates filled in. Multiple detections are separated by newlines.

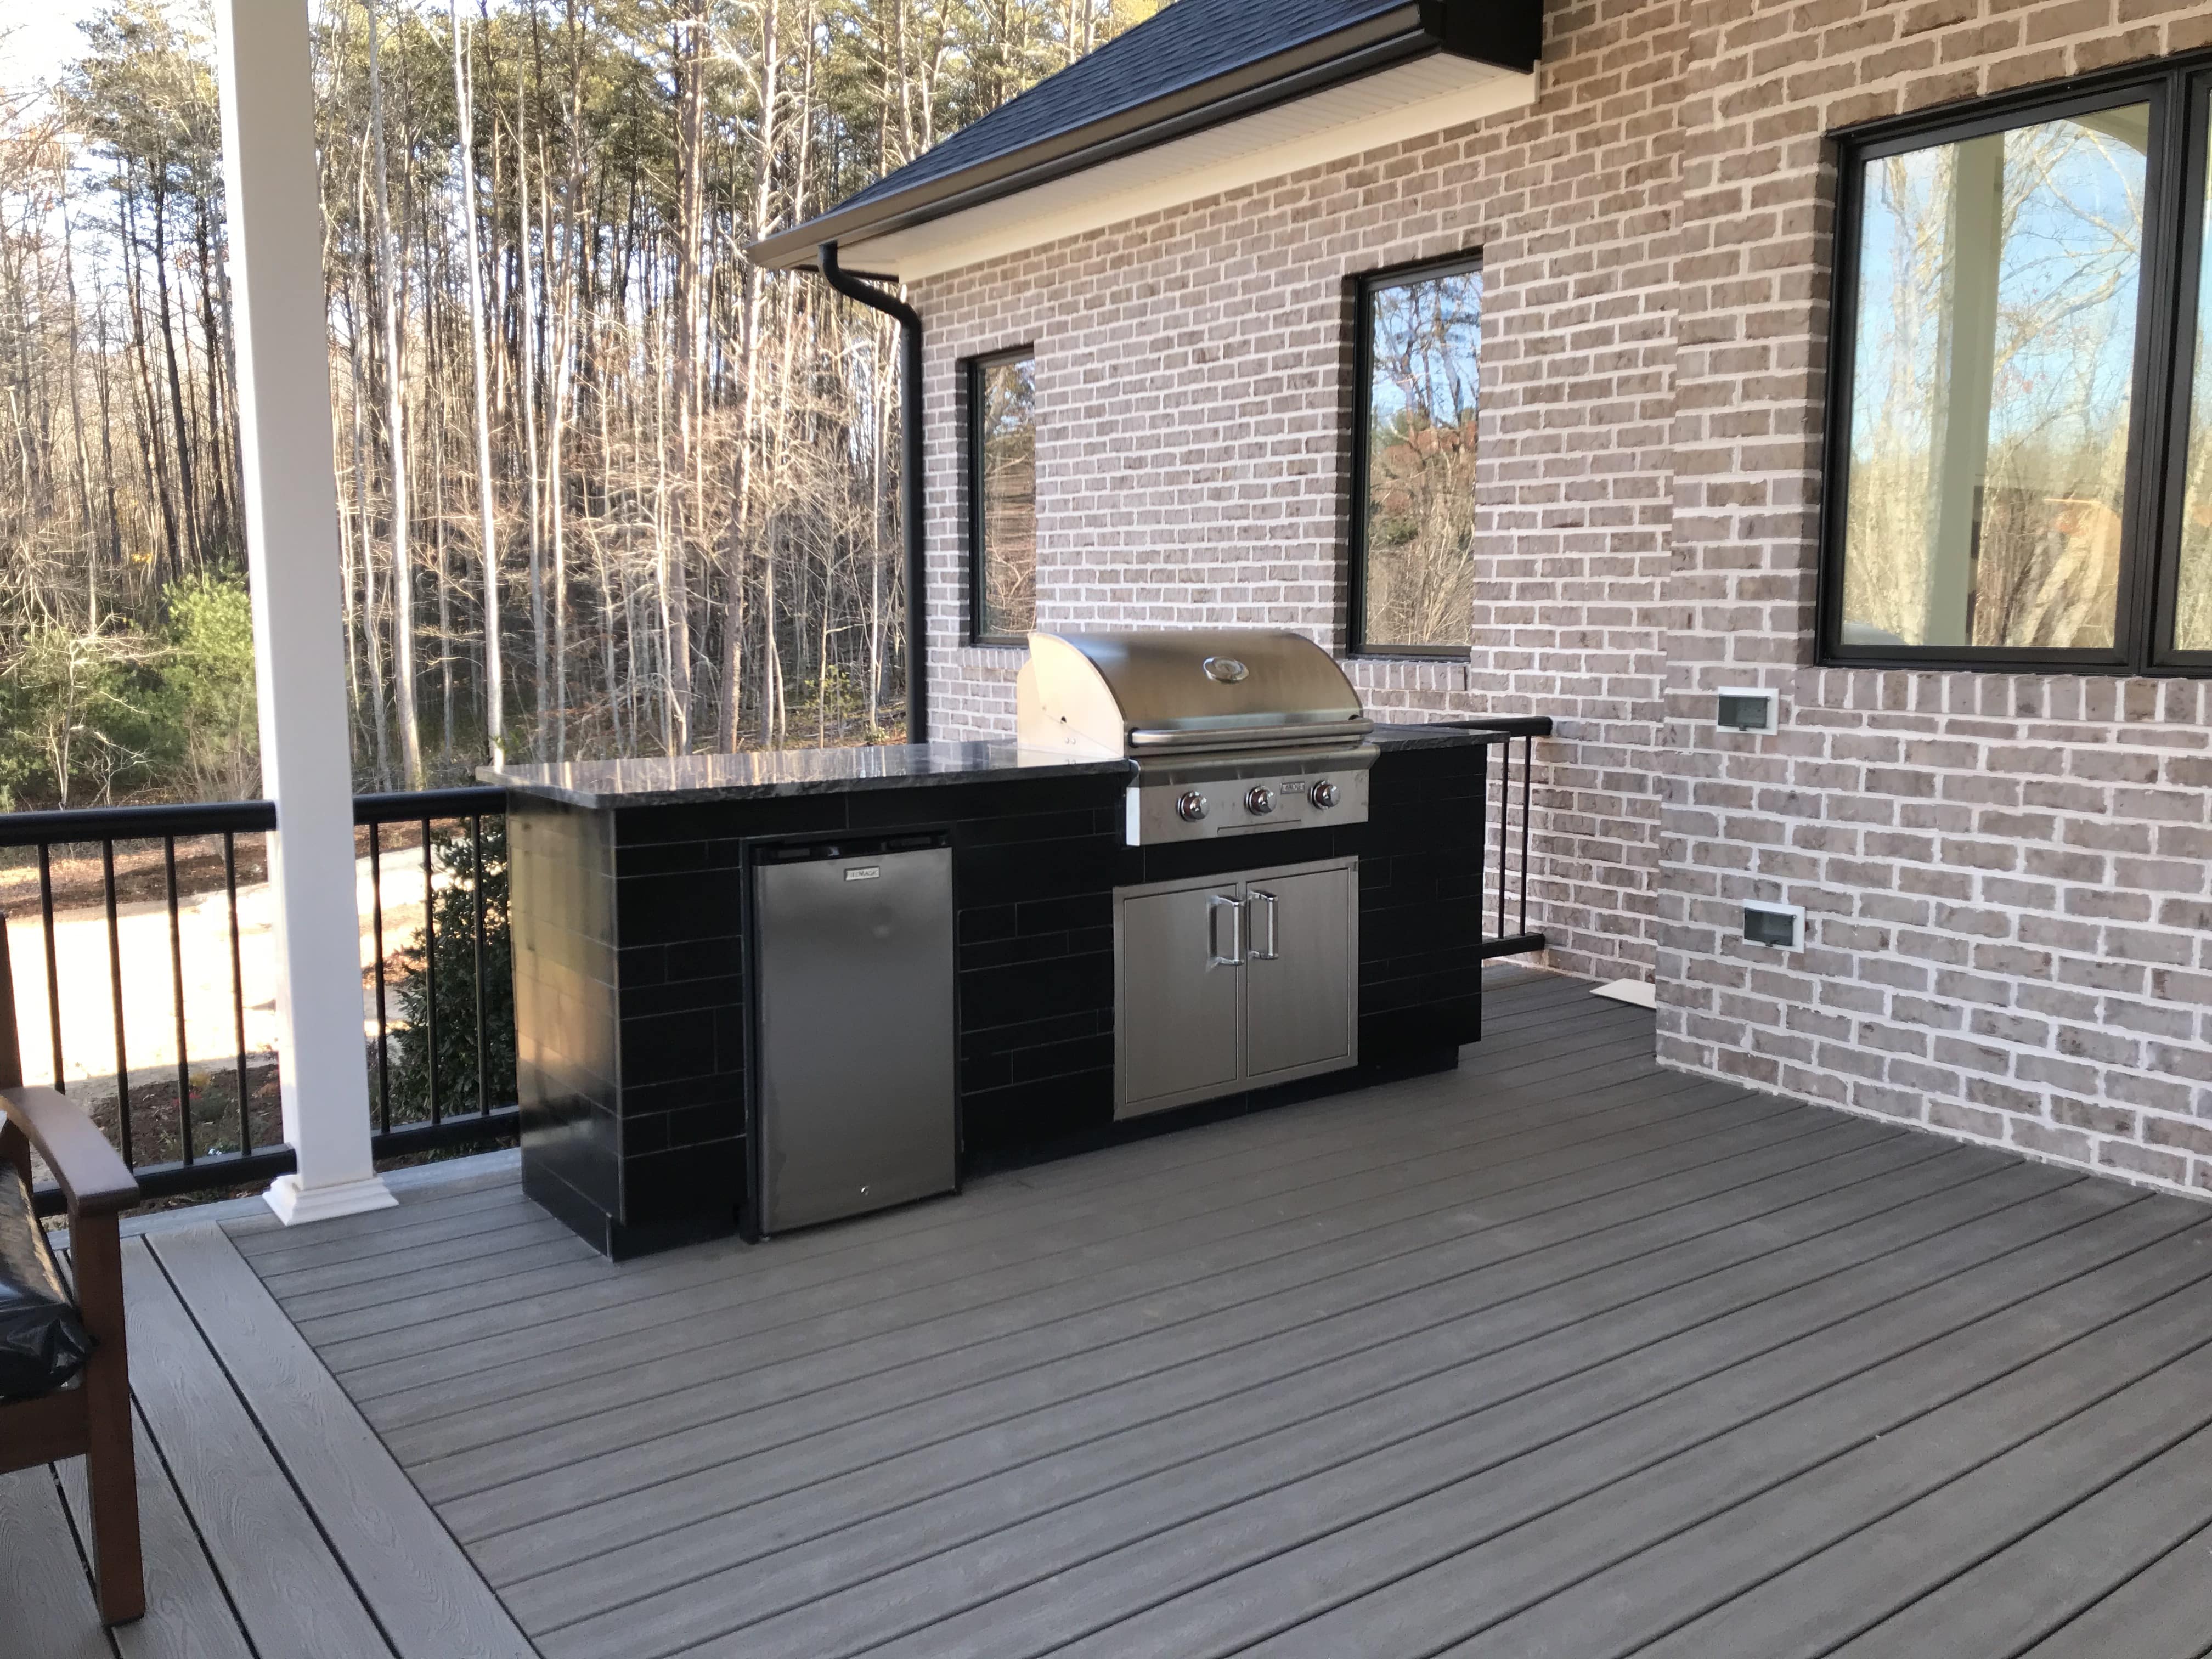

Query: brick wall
left=1663, top=0, right=2212, bottom=1201
left=907, top=0, right=2212, bottom=1201
left=913, top=0, right=1692, bottom=986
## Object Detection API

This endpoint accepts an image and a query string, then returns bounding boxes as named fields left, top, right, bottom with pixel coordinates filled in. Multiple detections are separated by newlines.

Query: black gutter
left=818, top=242, right=928, bottom=743
left=750, top=1, right=1537, bottom=270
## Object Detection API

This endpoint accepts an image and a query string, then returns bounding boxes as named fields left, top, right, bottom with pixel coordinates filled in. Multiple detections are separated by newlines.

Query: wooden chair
left=0, top=914, right=145, bottom=1625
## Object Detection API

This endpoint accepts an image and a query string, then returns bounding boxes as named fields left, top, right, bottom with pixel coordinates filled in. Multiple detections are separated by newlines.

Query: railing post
left=215, top=0, right=393, bottom=1223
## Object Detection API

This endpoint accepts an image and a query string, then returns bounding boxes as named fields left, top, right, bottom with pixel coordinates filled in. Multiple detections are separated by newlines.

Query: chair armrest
left=0, top=1087, right=138, bottom=1216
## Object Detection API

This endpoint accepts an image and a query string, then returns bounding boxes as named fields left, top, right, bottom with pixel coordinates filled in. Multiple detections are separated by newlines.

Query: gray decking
left=12, top=966, right=2212, bottom=1657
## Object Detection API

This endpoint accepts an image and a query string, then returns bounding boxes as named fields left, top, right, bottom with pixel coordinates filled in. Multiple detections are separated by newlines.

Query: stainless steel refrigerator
left=752, top=839, right=957, bottom=1233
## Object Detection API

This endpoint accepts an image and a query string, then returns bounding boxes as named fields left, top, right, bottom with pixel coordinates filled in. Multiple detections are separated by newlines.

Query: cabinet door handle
left=1208, top=894, right=1246, bottom=966
left=1248, top=889, right=1279, bottom=960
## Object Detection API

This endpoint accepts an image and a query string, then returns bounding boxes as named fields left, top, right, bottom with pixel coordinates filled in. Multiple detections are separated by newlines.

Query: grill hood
left=1017, top=629, right=1372, bottom=758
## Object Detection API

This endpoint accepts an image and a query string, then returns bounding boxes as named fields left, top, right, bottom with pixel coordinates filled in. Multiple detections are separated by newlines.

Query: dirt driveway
left=4, top=852, right=453, bottom=1101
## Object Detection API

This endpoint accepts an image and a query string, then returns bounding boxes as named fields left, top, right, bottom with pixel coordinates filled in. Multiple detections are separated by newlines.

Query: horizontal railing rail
left=1425, top=718, right=1554, bottom=962
left=3, top=787, right=516, bottom=1217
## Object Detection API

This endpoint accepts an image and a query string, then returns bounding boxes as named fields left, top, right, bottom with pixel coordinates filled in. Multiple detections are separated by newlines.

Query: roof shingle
left=837, top=0, right=1409, bottom=213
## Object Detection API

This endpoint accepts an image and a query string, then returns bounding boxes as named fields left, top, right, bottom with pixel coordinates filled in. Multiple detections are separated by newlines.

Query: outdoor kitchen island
left=486, top=648, right=1498, bottom=1259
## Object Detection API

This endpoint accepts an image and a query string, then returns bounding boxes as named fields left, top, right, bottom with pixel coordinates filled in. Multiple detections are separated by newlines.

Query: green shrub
left=384, top=818, right=516, bottom=1124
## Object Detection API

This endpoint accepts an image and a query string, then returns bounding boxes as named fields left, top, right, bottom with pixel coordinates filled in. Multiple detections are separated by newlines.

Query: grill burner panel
left=1017, top=630, right=1377, bottom=845
left=1125, top=746, right=1374, bottom=844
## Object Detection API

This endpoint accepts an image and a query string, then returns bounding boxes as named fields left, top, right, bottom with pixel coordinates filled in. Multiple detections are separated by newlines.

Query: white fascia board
left=854, top=55, right=1537, bottom=283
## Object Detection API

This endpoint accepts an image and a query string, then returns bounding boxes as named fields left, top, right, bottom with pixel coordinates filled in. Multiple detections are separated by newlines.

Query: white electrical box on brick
left=1742, top=900, right=1804, bottom=950
left=1716, top=687, right=1779, bottom=734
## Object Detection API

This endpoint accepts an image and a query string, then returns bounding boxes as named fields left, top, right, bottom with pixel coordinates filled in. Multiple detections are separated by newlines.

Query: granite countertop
left=482, top=725, right=1494, bottom=808
left=1366, top=723, right=1500, bottom=751
left=479, top=741, right=1133, bottom=808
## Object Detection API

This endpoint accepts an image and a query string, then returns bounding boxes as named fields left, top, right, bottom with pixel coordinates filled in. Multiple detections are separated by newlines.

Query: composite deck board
left=646, top=1169, right=2134, bottom=1659
left=53, top=1408, right=258, bottom=1659
left=1430, top=1235, right=2212, bottom=1659
left=1240, top=1211, right=2212, bottom=1658
left=337, top=1059, right=1757, bottom=1412
left=2013, top=1516, right=2212, bottom=1659
left=149, top=1226, right=538, bottom=1659
left=415, top=1096, right=1841, bottom=1521
left=0, top=1464, right=117, bottom=1659
left=250, top=1211, right=584, bottom=1293
left=385, top=1085, right=1813, bottom=1472
left=8, top=967, right=2191, bottom=1658
left=512, top=1131, right=1983, bottom=1647
left=486, top=1118, right=1941, bottom=1605
left=294, top=1013, right=1663, bottom=1362
left=1825, top=1414, right=2212, bottom=1658
left=303, top=1047, right=1690, bottom=1345
left=110, top=1238, right=396, bottom=1657
left=1628, top=1309, right=2212, bottom=1659
left=332, top=1065, right=1745, bottom=1413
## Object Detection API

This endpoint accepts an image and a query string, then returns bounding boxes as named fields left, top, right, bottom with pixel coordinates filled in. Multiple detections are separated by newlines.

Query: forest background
left=0, top=0, right=1152, bottom=808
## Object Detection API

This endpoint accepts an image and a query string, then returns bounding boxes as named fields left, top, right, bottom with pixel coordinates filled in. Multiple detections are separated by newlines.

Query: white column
left=216, top=0, right=394, bottom=1224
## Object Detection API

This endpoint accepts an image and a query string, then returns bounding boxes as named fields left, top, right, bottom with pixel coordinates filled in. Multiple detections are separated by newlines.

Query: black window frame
left=1347, top=249, right=1484, bottom=661
left=964, top=343, right=1038, bottom=648
left=1818, top=60, right=2212, bottom=676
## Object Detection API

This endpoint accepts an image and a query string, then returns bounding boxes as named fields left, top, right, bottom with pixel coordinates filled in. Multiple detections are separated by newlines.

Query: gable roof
left=747, top=0, right=1541, bottom=271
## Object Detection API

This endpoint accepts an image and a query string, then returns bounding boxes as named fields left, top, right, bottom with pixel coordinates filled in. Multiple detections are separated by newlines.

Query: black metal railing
left=1, top=788, right=515, bottom=1216
left=1432, top=716, right=1551, bottom=961
left=355, top=788, right=512, bottom=1158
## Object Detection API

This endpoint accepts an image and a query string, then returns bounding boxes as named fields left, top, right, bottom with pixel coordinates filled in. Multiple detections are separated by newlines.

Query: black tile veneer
left=505, top=740, right=1490, bottom=1256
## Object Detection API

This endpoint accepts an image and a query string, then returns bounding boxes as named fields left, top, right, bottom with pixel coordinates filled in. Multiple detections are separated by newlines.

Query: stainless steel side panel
left=755, top=847, right=956, bottom=1232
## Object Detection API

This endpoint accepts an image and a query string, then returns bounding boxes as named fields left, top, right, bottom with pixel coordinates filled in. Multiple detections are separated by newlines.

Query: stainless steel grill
left=1017, top=629, right=1376, bottom=845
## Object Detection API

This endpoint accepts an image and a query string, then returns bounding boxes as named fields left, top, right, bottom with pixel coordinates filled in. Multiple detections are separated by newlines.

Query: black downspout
left=818, top=241, right=927, bottom=743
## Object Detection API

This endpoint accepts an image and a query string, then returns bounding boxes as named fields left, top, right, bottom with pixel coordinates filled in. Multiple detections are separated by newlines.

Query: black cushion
left=0, top=1160, right=92, bottom=1402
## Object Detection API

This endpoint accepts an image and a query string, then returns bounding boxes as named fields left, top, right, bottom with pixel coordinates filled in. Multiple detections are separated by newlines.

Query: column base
left=263, top=1171, right=398, bottom=1226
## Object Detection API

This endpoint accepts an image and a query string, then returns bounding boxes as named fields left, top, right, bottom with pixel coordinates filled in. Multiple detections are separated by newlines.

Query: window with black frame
left=968, top=347, right=1037, bottom=644
left=1351, top=255, right=1481, bottom=656
left=1824, top=66, right=2212, bottom=673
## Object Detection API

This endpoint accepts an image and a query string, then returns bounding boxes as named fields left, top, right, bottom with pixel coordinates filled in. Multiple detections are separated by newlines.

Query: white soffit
left=855, top=55, right=1537, bottom=281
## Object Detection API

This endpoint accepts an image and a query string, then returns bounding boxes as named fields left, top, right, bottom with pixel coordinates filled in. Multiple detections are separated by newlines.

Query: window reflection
left=1361, top=262, right=1480, bottom=651
left=974, top=353, right=1036, bottom=641
left=1839, top=107, right=2148, bottom=651
left=2177, top=110, right=2212, bottom=653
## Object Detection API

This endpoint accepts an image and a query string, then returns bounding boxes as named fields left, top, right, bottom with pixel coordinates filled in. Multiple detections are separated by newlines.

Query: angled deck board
left=114, top=1238, right=396, bottom=1657
left=147, top=1226, right=537, bottom=1659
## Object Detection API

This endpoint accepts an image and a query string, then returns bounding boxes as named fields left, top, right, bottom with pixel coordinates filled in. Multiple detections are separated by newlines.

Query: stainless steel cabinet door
left=1244, top=861, right=1357, bottom=1084
left=1116, top=880, right=1243, bottom=1116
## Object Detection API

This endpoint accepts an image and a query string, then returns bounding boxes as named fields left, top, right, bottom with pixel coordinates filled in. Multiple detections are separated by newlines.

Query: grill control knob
left=1175, top=791, right=1209, bottom=822
left=1244, top=786, right=1276, bottom=816
left=1310, top=779, right=1341, bottom=809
